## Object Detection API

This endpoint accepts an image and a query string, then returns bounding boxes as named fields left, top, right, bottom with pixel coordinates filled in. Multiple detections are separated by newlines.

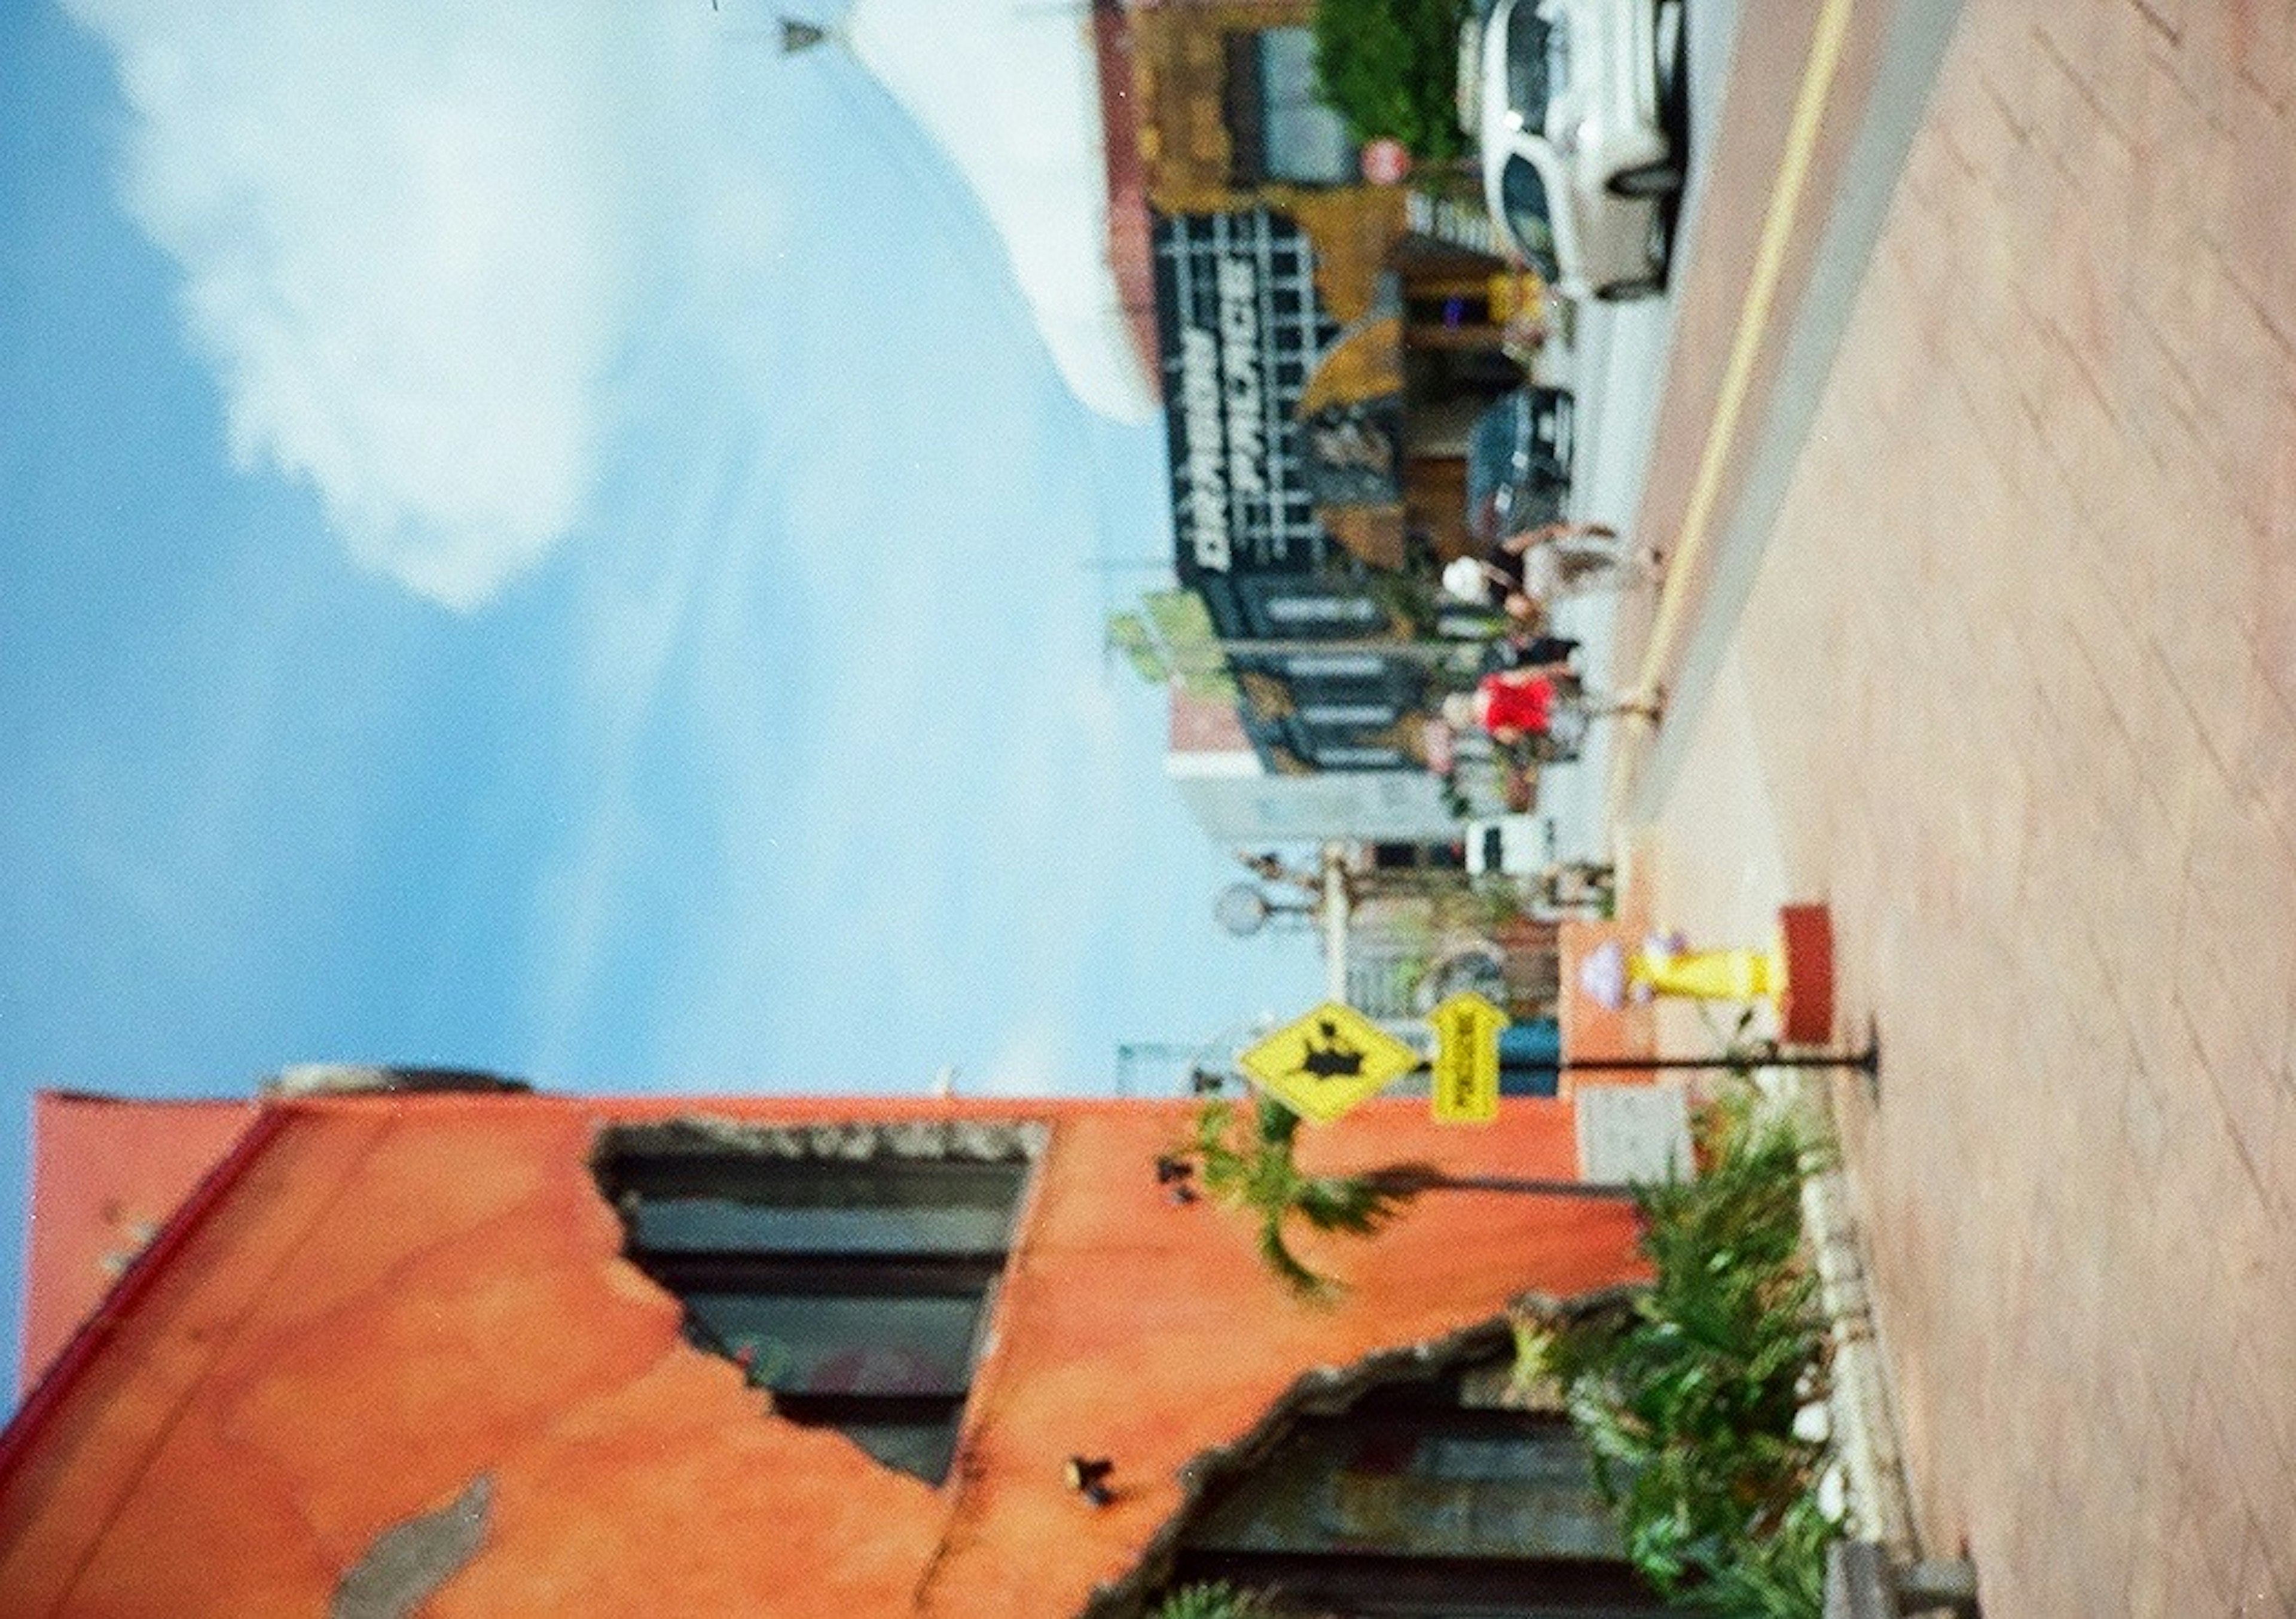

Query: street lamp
left=1212, top=882, right=1318, bottom=938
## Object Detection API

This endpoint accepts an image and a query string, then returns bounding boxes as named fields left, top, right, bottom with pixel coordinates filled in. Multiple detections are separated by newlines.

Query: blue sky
left=0, top=0, right=1321, bottom=1384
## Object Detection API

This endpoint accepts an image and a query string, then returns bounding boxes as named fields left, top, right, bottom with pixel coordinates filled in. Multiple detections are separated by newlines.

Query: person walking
left=1502, top=520, right=1665, bottom=597
left=1439, top=664, right=1662, bottom=754
left=1443, top=520, right=1665, bottom=635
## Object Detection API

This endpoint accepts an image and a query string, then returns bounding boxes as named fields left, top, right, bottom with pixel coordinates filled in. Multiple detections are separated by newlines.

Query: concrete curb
left=1766, top=1066, right=1921, bottom=1560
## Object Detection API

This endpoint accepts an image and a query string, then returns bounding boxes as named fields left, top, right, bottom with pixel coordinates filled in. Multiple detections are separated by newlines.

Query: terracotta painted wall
left=18, top=1094, right=258, bottom=1394
left=0, top=1093, right=1644, bottom=1617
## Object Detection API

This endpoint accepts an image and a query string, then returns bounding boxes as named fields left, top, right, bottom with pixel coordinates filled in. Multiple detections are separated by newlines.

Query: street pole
left=1320, top=843, right=1349, bottom=1004
left=1556, top=1043, right=1880, bottom=1078
left=1195, top=637, right=1478, bottom=664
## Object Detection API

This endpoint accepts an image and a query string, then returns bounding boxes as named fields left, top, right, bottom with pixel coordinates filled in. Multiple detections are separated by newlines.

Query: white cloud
left=65, top=0, right=722, bottom=609
left=977, top=1016, right=1069, bottom=1096
left=847, top=0, right=1156, bottom=426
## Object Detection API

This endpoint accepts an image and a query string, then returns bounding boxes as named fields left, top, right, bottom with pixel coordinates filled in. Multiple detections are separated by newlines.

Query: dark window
left=1226, top=28, right=1355, bottom=186
left=1506, top=4, right=1562, bottom=127
left=1263, top=592, right=1385, bottom=626
left=597, top=1142, right=1033, bottom=1484
left=1159, top=1360, right=1681, bottom=1617
left=1498, top=157, right=1561, bottom=282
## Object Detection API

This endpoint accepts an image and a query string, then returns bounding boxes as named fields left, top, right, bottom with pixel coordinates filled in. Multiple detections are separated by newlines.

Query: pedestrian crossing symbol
left=1236, top=1001, right=1422, bottom=1123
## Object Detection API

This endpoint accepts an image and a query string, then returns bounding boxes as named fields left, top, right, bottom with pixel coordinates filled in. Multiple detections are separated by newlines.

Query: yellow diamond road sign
left=1429, top=991, right=1509, bottom=1124
left=1236, top=1001, right=1422, bottom=1123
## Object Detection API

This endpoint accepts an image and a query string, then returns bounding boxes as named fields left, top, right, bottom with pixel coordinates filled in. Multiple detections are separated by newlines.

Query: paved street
left=1614, top=1, right=2296, bottom=1614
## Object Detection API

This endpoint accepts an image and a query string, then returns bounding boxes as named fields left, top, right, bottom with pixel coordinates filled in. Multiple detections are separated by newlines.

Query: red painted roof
left=1167, top=687, right=1253, bottom=754
left=18, top=1093, right=258, bottom=1394
left=0, top=1091, right=1645, bottom=1615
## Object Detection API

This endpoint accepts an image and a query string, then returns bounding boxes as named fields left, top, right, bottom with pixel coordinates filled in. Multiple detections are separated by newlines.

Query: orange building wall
left=1558, top=919, right=1662, bottom=1092
left=0, top=1093, right=1645, bottom=1617
left=1126, top=1, right=1408, bottom=328
left=18, top=1093, right=259, bottom=1394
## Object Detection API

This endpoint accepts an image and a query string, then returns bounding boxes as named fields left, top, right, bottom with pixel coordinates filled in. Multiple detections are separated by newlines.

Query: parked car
left=1463, top=0, right=1687, bottom=301
left=1464, top=384, right=1575, bottom=546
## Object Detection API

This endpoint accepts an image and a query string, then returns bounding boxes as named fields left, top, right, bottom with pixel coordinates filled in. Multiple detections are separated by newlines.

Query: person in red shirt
left=1440, top=666, right=1662, bottom=749
left=1476, top=668, right=1556, bottom=739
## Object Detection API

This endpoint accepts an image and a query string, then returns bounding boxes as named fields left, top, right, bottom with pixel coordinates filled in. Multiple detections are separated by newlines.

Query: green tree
left=1312, top=0, right=1471, bottom=163
left=1174, top=1093, right=1632, bottom=1300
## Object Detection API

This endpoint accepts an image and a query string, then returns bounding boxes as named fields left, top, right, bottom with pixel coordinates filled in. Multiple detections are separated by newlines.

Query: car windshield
left=1498, top=156, right=1560, bottom=279
left=1465, top=392, right=1531, bottom=516
left=1464, top=389, right=1570, bottom=541
left=1505, top=4, right=1553, bottom=121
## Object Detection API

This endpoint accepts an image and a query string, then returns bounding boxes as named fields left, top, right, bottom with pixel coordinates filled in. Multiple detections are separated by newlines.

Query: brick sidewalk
left=1635, top=2, right=2296, bottom=1614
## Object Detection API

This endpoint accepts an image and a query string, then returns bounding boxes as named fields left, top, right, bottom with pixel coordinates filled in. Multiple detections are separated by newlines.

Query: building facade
left=1116, top=0, right=1547, bottom=783
left=4, top=1084, right=1660, bottom=1616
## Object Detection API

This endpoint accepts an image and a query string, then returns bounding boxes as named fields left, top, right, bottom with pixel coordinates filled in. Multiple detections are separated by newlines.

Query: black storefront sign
left=1153, top=209, right=1339, bottom=585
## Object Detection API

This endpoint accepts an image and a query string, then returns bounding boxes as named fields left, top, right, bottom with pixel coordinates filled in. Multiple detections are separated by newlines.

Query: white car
left=1463, top=813, right=1616, bottom=914
left=1465, top=0, right=1687, bottom=301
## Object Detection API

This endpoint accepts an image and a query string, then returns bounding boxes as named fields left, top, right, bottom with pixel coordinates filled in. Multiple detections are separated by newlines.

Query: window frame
left=594, top=1127, right=1041, bottom=1486
left=1154, top=1350, right=1677, bottom=1617
left=1223, top=27, right=1357, bottom=188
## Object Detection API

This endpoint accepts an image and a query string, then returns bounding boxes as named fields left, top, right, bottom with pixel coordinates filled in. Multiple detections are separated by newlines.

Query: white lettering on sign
left=1178, top=326, right=1231, bottom=571
left=1173, top=255, right=1279, bottom=574
left=1214, top=258, right=1267, bottom=496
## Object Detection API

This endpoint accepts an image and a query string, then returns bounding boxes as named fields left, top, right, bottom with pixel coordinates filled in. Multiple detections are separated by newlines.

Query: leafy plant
left=1181, top=1095, right=1418, bottom=1298
left=1312, top=0, right=1471, bottom=163
left=1543, top=1083, right=1839, bottom=1617
left=1171, top=1093, right=1635, bottom=1301
left=1151, top=1581, right=1294, bottom=1619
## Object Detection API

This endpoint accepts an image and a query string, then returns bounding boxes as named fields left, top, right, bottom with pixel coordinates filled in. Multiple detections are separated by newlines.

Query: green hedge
left=1546, top=1086, right=1842, bottom=1617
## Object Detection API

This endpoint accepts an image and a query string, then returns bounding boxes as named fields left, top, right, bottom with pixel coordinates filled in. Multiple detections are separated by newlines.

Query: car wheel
left=1608, top=159, right=1683, bottom=199
left=1595, top=275, right=1664, bottom=303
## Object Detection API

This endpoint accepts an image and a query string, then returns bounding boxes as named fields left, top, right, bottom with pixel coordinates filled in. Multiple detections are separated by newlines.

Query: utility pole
left=1319, top=843, right=1350, bottom=1003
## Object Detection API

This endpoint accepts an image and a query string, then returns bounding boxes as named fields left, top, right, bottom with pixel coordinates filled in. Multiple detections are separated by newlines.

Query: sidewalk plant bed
left=1532, top=1081, right=1840, bottom=1618
left=1162, top=1077, right=1841, bottom=1618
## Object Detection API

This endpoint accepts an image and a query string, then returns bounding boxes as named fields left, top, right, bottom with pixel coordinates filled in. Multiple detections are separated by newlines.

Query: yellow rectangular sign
left=1429, top=992, right=1508, bottom=1124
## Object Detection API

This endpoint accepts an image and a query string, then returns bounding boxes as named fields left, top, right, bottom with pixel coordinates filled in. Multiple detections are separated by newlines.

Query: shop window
left=1284, top=653, right=1387, bottom=678
left=1299, top=702, right=1400, bottom=727
left=1265, top=593, right=1384, bottom=626
left=1314, top=746, right=1405, bottom=768
left=1225, top=28, right=1356, bottom=187
left=1159, top=1362, right=1678, bottom=1617
left=596, top=1129, right=1036, bottom=1484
